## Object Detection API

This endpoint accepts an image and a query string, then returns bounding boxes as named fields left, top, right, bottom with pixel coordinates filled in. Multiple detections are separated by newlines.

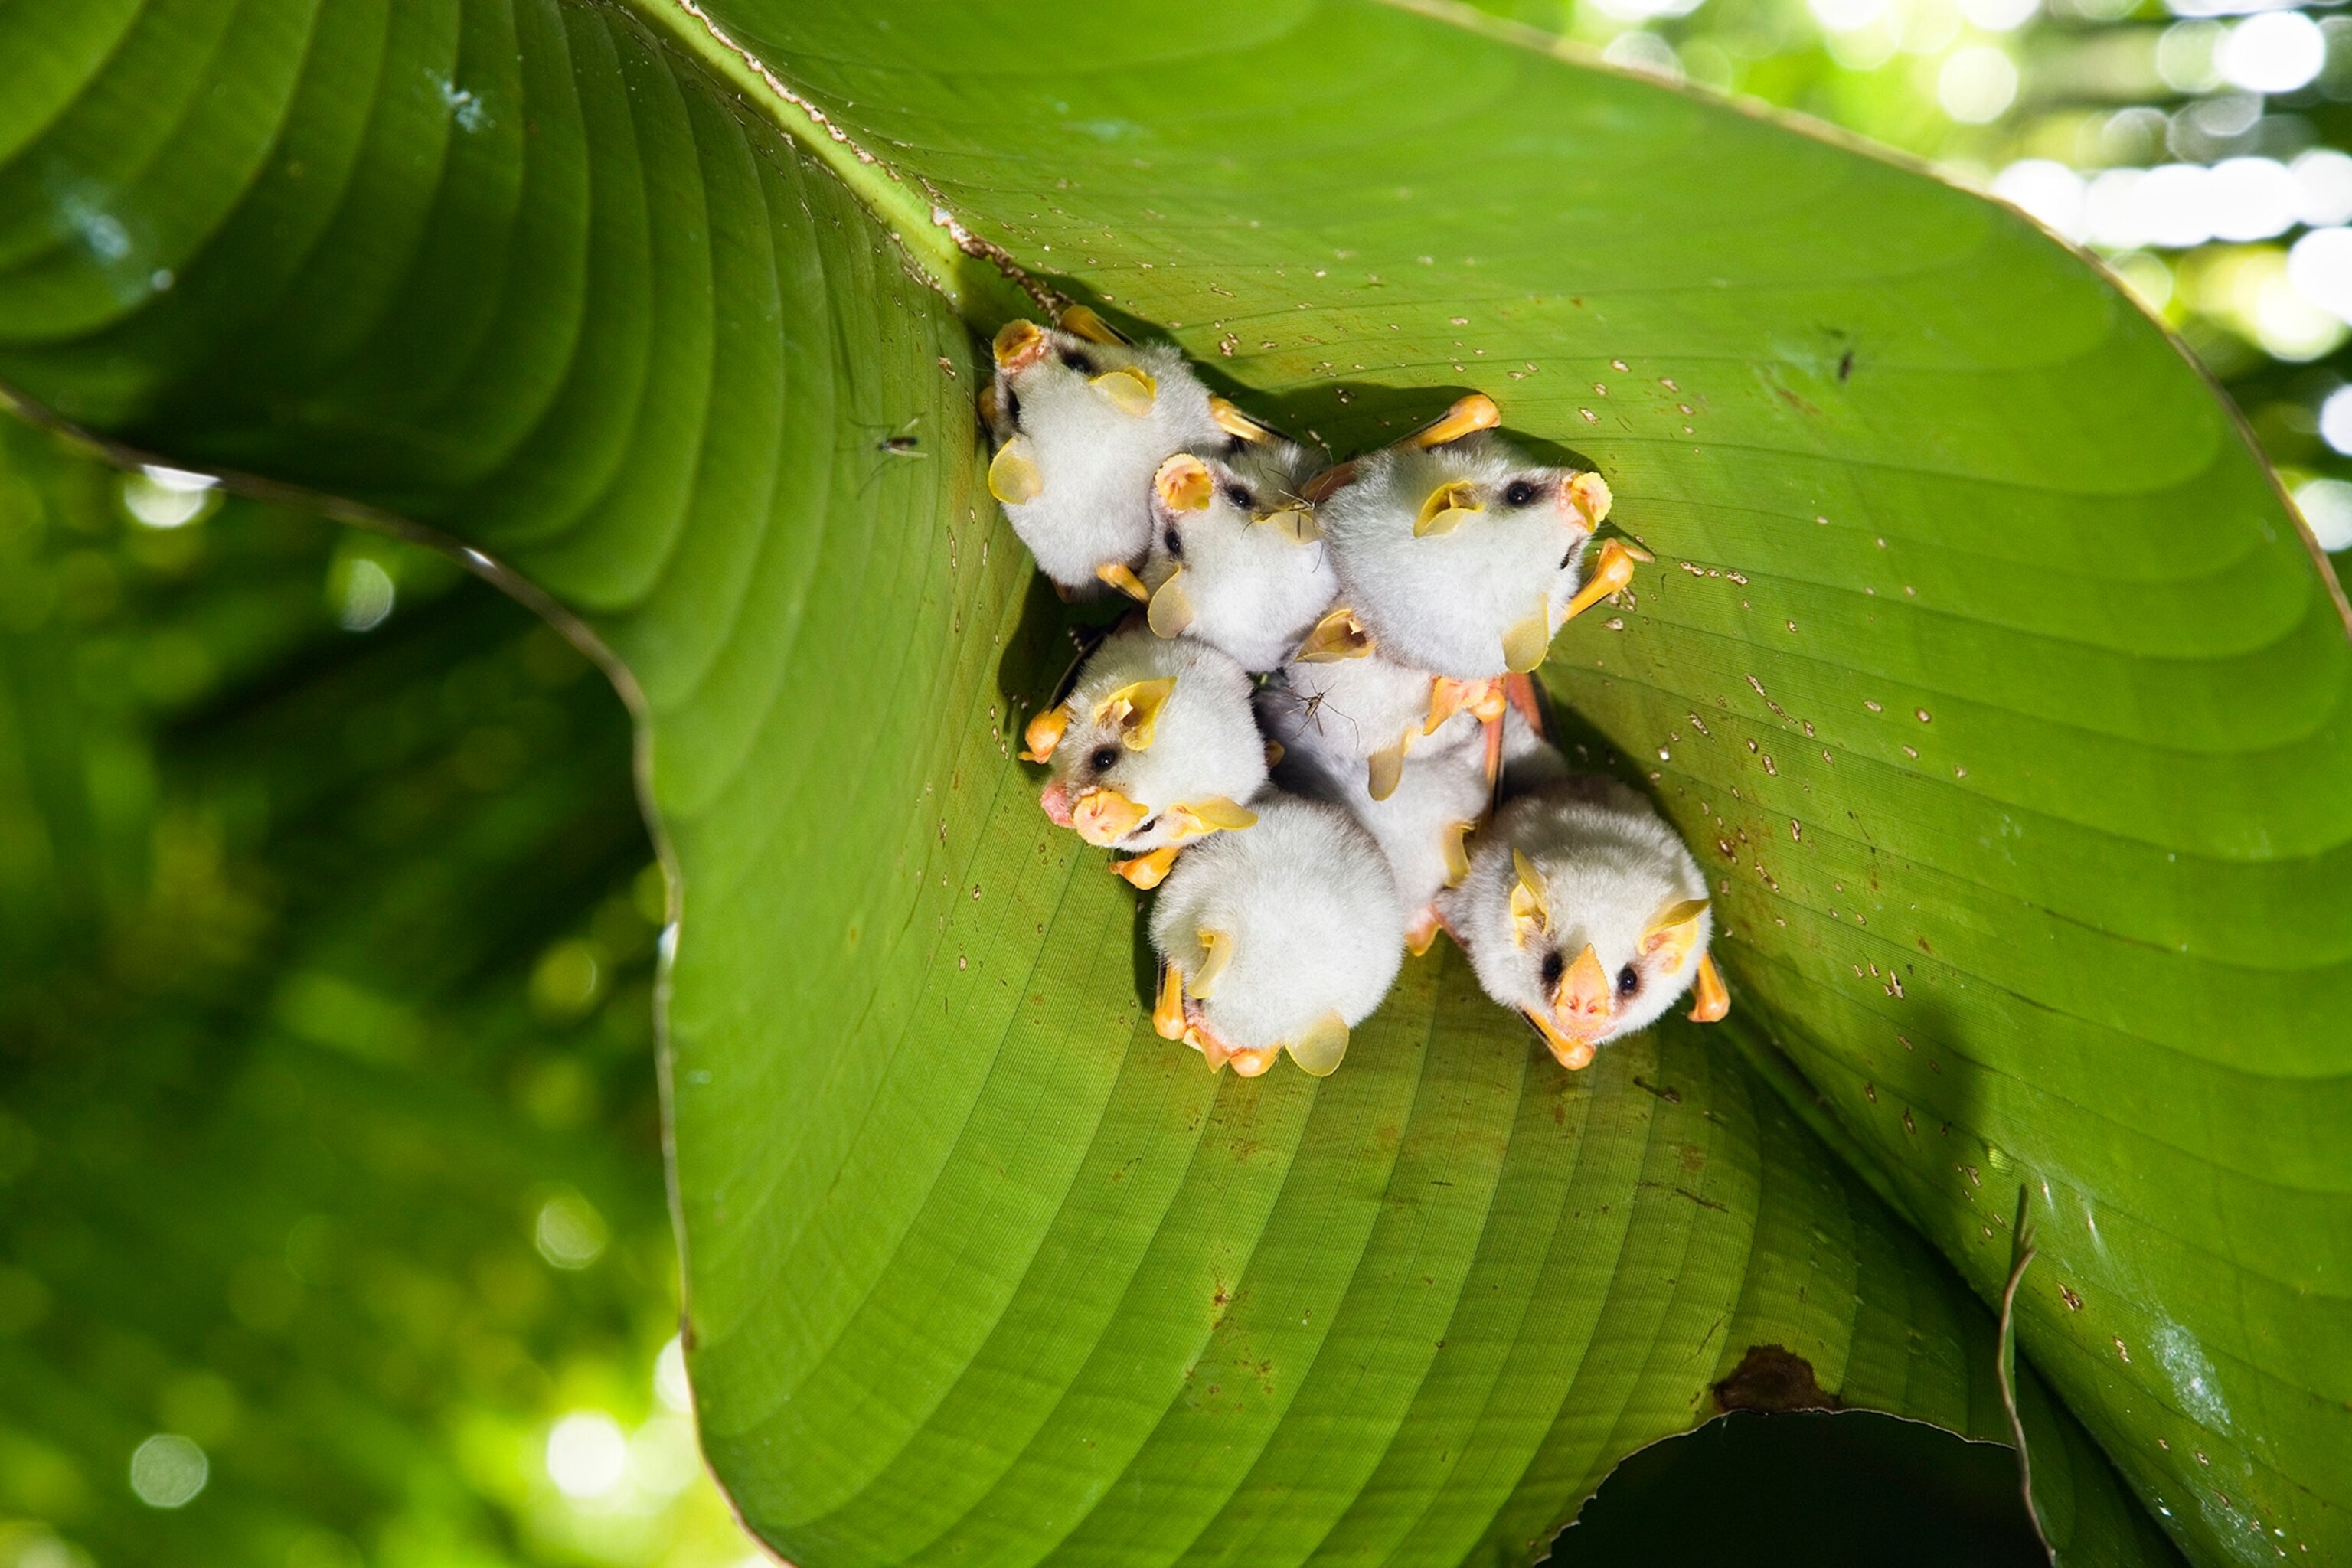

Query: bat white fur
left=1319, top=432, right=1598, bottom=678
left=1038, top=629, right=1267, bottom=853
left=1439, top=776, right=1713, bottom=1049
left=988, top=328, right=1226, bottom=590
left=1141, top=439, right=1337, bottom=671
left=1150, top=795, right=1405, bottom=1056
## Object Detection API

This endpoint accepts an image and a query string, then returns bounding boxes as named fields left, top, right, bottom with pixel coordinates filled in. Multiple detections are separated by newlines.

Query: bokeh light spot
left=534, top=1191, right=608, bottom=1270
left=545, top=1412, right=627, bottom=1498
left=2217, top=11, right=2323, bottom=92
left=2318, top=386, right=2352, bottom=454
left=122, top=466, right=217, bottom=530
left=333, top=557, right=395, bottom=632
left=2294, top=476, right=2352, bottom=550
left=1939, top=45, right=2018, bottom=122
left=655, top=1334, right=694, bottom=1413
left=128, top=1434, right=207, bottom=1508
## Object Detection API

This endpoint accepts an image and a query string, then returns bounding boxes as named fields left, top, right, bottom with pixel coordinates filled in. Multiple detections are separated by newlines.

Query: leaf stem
left=1999, top=1184, right=2053, bottom=1564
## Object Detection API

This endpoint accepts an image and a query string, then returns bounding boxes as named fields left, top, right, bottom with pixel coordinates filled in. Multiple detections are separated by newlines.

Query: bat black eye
left=1164, top=528, right=1182, bottom=557
left=1224, top=484, right=1253, bottom=509
left=1540, top=951, right=1564, bottom=989
left=1618, top=964, right=1641, bottom=997
left=1089, top=746, right=1119, bottom=773
left=1062, top=348, right=1097, bottom=376
left=1504, top=479, right=1540, bottom=506
left=1560, top=547, right=1577, bottom=570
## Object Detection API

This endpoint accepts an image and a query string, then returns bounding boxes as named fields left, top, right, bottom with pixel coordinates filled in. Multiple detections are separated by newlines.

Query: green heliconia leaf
left=1, top=1, right=2333, bottom=1564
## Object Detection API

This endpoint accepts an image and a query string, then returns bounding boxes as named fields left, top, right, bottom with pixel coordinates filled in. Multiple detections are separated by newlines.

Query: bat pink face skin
left=1020, top=630, right=1267, bottom=857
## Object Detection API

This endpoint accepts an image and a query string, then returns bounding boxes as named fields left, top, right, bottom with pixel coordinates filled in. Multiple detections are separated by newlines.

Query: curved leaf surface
left=663, top=4, right=2352, bottom=1560
left=0, top=0, right=2295, bottom=1563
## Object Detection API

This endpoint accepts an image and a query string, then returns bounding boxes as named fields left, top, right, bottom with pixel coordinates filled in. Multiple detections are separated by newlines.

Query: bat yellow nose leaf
left=1154, top=453, right=1214, bottom=512
left=1070, top=789, right=1149, bottom=846
left=1414, top=481, right=1485, bottom=537
left=991, top=318, right=1048, bottom=371
left=988, top=436, right=1043, bottom=505
left=1567, top=470, right=1614, bottom=528
left=1089, top=366, right=1158, bottom=416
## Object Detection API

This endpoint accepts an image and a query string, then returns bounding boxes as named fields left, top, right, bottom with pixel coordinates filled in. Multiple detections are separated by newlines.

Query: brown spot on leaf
left=1713, top=1344, right=1841, bottom=1413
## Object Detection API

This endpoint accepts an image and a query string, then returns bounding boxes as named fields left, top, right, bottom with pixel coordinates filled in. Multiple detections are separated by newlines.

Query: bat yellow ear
left=1502, top=606, right=1553, bottom=674
left=1642, top=897, right=1710, bottom=971
left=1020, top=704, right=1071, bottom=763
left=1293, top=606, right=1374, bottom=663
left=1095, top=676, right=1177, bottom=750
left=1089, top=366, right=1158, bottom=416
left=1187, top=929, right=1234, bottom=1000
left=1287, top=1010, right=1351, bottom=1077
left=1258, top=503, right=1321, bottom=543
left=1057, top=303, right=1129, bottom=345
left=988, top=436, right=1043, bottom=505
left=1180, top=796, right=1258, bottom=833
left=1147, top=569, right=1195, bottom=639
left=1413, top=480, right=1483, bottom=537
left=1508, top=850, right=1550, bottom=948
left=1442, top=821, right=1475, bottom=888
left=1426, top=676, right=1503, bottom=736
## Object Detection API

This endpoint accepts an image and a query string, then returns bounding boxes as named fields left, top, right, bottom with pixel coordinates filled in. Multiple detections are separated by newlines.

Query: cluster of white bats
left=988, top=308, right=1729, bottom=1081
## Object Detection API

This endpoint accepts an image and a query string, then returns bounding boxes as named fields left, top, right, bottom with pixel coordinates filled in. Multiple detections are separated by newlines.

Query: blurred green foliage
left=0, top=419, right=749, bottom=1568
left=1483, top=0, right=2352, bottom=580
